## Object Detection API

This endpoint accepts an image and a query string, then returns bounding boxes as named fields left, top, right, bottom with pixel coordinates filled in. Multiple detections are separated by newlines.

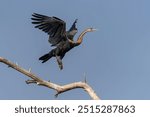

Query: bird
left=31, top=13, right=96, bottom=70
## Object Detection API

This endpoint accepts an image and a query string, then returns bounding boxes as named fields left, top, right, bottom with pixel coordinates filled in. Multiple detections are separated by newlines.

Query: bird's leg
left=55, top=56, right=63, bottom=70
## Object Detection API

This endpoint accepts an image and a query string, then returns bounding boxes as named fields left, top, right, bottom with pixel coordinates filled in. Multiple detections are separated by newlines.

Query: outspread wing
left=67, top=19, right=78, bottom=40
left=31, top=13, right=67, bottom=46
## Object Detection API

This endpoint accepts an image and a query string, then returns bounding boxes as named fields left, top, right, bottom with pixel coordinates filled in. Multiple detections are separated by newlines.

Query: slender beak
left=92, top=28, right=97, bottom=31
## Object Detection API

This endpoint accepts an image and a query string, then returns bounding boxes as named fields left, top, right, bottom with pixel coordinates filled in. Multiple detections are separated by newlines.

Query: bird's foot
left=56, top=56, right=63, bottom=70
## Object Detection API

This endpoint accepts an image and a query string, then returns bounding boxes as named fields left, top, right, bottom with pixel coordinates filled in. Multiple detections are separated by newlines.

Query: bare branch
left=0, top=57, right=100, bottom=100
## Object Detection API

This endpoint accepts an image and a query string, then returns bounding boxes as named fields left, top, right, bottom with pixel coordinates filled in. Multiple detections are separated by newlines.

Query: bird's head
left=75, top=27, right=97, bottom=46
left=86, top=28, right=97, bottom=32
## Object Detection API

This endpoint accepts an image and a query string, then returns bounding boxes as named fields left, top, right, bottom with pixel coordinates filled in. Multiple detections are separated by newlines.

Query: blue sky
left=0, top=0, right=150, bottom=99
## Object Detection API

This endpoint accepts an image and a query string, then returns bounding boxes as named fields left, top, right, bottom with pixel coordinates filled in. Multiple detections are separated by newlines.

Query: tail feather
left=39, top=52, right=53, bottom=63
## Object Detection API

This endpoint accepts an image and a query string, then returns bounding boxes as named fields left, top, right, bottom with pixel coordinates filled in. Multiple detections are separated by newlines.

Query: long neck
left=75, top=29, right=89, bottom=46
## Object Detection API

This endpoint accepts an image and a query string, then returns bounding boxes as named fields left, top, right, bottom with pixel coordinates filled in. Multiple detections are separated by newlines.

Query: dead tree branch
left=0, top=57, right=100, bottom=100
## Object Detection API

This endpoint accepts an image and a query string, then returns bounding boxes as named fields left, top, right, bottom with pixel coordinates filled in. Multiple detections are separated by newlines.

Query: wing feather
left=31, top=13, right=67, bottom=46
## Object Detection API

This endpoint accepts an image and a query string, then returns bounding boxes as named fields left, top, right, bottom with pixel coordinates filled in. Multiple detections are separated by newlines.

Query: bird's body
left=31, top=13, right=96, bottom=69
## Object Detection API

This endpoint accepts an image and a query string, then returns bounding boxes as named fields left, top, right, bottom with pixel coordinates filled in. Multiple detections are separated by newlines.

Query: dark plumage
left=31, top=13, right=96, bottom=70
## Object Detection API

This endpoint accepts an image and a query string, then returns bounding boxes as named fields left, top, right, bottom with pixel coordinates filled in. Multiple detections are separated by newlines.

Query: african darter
left=31, top=13, right=96, bottom=70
